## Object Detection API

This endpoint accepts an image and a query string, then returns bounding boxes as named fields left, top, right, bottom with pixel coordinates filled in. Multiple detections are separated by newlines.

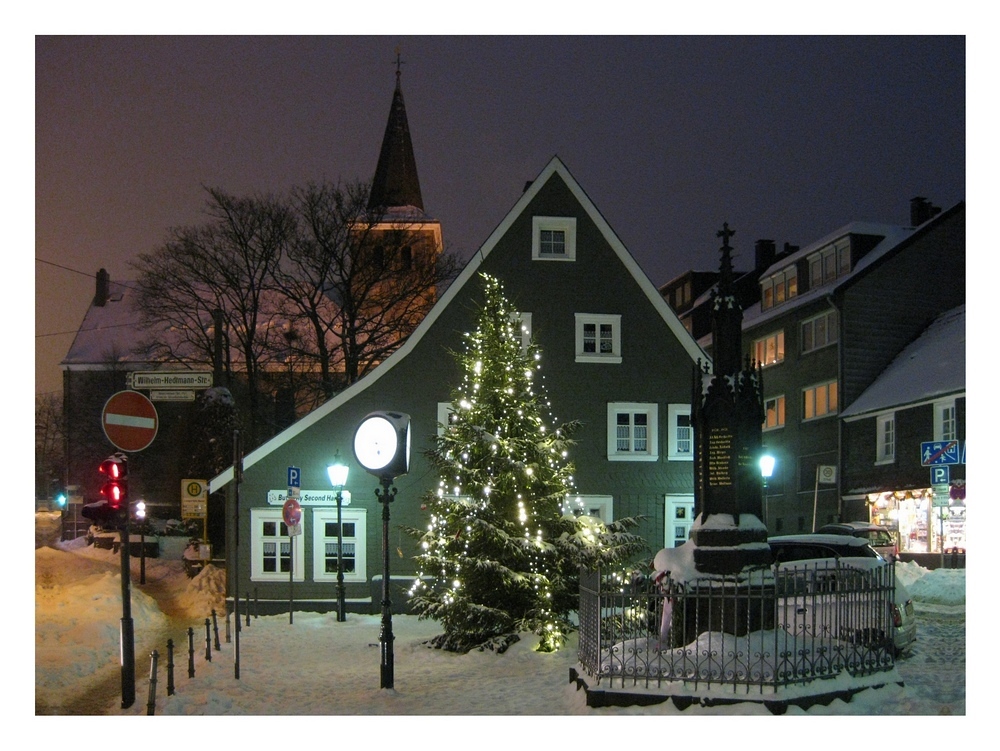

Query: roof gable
left=210, top=155, right=706, bottom=491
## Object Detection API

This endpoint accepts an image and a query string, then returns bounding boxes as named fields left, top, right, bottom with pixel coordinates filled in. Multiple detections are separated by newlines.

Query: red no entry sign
left=102, top=390, right=159, bottom=452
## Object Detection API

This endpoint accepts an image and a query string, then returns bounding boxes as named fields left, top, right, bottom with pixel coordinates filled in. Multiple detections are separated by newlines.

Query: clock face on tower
left=354, top=415, right=397, bottom=472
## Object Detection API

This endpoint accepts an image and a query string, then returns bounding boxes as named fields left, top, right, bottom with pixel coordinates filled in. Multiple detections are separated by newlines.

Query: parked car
left=816, top=521, right=898, bottom=561
left=767, top=534, right=916, bottom=656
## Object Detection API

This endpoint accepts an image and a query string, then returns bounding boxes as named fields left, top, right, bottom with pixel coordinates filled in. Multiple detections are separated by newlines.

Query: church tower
left=365, top=52, right=443, bottom=270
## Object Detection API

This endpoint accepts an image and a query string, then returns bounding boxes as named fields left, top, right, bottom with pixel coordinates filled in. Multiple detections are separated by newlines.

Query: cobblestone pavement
left=874, top=604, right=966, bottom=715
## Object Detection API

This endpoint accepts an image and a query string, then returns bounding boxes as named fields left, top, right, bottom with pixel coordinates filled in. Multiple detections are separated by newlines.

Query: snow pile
left=895, top=560, right=965, bottom=607
left=179, top=564, right=227, bottom=616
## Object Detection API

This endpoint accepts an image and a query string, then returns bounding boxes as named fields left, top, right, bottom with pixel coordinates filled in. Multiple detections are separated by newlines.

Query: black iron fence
left=577, top=561, right=897, bottom=696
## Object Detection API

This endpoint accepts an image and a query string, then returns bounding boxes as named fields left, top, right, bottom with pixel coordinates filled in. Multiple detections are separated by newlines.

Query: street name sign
left=102, top=390, right=159, bottom=452
left=128, top=371, right=213, bottom=390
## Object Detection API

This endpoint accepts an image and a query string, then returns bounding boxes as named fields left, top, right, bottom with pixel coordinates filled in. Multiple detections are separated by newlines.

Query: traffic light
left=99, top=454, right=128, bottom=511
left=134, top=500, right=146, bottom=520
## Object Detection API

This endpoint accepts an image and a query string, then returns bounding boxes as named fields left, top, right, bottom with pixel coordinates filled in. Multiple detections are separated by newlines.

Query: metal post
left=336, top=489, right=346, bottom=621
left=246, top=592, right=251, bottom=626
left=146, top=650, right=159, bottom=716
left=205, top=618, right=212, bottom=662
left=289, top=535, right=294, bottom=625
left=212, top=609, right=221, bottom=651
left=140, top=528, right=146, bottom=585
left=376, top=477, right=396, bottom=689
left=233, top=429, right=241, bottom=680
left=119, top=515, right=136, bottom=708
left=166, top=639, right=175, bottom=696
left=187, top=627, right=195, bottom=678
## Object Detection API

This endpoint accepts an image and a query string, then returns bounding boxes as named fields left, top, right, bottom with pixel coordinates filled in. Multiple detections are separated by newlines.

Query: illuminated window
left=251, top=508, right=305, bottom=582
left=802, top=380, right=838, bottom=421
left=565, top=494, right=614, bottom=522
left=808, top=237, right=851, bottom=289
left=532, top=216, right=576, bottom=261
left=312, top=508, right=367, bottom=583
left=876, top=413, right=895, bottom=463
left=763, top=395, right=786, bottom=430
left=753, top=330, right=785, bottom=367
left=608, top=402, right=659, bottom=461
left=760, top=265, right=797, bottom=310
left=576, top=313, right=621, bottom=363
left=801, top=309, right=838, bottom=353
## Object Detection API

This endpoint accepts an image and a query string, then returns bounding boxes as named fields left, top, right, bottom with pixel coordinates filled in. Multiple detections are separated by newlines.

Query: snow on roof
left=840, top=304, right=965, bottom=419
left=741, top=223, right=914, bottom=329
left=60, top=281, right=156, bottom=368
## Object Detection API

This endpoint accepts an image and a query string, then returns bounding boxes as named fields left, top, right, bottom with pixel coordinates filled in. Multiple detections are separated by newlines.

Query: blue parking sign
left=930, top=465, right=950, bottom=485
left=287, top=466, right=301, bottom=488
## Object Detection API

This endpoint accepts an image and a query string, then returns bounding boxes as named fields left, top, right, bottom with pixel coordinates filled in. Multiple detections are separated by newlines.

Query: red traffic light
left=99, top=455, right=128, bottom=510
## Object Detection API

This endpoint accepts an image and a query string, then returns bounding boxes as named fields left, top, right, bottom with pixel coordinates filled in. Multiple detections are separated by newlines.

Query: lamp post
left=327, top=459, right=350, bottom=622
left=353, top=411, right=411, bottom=690
left=759, top=453, right=775, bottom=528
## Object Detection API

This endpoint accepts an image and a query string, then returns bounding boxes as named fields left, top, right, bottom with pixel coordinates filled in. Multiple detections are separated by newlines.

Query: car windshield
left=865, top=531, right=894, bottom=547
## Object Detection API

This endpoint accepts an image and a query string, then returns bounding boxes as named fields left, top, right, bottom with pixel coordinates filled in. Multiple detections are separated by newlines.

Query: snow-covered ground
left=32, top=511, right=970, bottom=734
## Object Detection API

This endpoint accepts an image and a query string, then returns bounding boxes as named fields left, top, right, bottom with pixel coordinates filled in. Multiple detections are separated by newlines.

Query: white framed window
left=934, top=399, right=957, bottom=441
left=876, top=412, right=895, bottom=464
left=608, top=402, right=659, bottom=461
left=565, top=494, right=613, bottom=522
left=312, top=508, right=368, bottom=583
left=802, top=380, right=838, bottom=421
left=510, top=311, right=532, bottom=353
left=250, top=508, right=305, bottom=582
left=801, top=309, right=838, bottom=353
left=437, top=401, right=454, bottom=436
left=532, top=216, right=576, bottom=261
left=667, top=404, right=693, bottom=460
left=575, top=313, right=622, bottom=363
left=665, top=494, right=694, bottom=548
left=753, top=330, right=785, bottom=367
left=763, top=395, right=786, bottom=430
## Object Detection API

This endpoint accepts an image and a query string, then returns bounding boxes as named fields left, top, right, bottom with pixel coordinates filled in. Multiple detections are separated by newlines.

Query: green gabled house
left=210, top=155, right=708, bottom=615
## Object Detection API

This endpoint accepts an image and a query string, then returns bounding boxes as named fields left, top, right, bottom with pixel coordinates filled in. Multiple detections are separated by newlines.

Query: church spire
left=368, top=49, right=424, bottom=212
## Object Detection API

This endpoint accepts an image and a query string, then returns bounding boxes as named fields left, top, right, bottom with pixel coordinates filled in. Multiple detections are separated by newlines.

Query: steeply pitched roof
left=210, top=156, right=707, bottom=492
left=367, top=69, right=424, bottom=213
left=840, top=304, right=965, bottom=419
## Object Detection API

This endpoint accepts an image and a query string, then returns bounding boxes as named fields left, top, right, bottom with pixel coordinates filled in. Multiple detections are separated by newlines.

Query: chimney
left=93, top=268, right=110, bottom=307
left=754, top=239, right=776, bottom=273
left=910, top=196, right=941, bottom=226
left=782, top=242, right=800, bottom=257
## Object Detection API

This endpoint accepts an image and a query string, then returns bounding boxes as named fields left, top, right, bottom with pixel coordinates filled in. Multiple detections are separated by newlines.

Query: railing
left=578, top=561, right=896, bottom=695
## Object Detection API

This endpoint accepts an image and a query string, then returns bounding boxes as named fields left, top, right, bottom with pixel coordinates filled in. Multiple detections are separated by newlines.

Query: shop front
left=866, top=483, right=967, bottom=554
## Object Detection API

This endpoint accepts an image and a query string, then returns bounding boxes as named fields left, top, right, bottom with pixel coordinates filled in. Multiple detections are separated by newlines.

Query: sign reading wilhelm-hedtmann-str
left=128, top=371, right=213, bottom=390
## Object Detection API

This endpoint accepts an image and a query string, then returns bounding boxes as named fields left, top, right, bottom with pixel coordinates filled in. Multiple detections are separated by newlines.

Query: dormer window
left=808, top=237, right=851, bottom=289
left=760, top=265, right=797, bottom=311
left=532, top=217, right=576, bottom=261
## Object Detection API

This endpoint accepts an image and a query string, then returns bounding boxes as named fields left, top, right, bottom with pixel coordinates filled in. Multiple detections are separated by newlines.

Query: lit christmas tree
left=407, top=273, right=646, bottom=653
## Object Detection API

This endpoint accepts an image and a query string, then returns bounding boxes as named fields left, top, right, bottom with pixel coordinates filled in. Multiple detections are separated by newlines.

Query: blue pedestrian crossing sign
left=921, top=441, right=960, bottom=466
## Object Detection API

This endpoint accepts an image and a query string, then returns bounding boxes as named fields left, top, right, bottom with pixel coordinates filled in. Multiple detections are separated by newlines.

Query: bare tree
left=131, top=188, right=294, bottom=446
left=35, top=392, right=65, bottom=502
left=274, top=179, right=461, bottom=403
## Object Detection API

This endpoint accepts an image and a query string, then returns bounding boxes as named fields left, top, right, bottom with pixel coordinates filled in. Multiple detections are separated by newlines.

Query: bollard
left=225, top=604, right=231, bottom=644
left=254, top=587, right=259, bottom=618
left=166, top=639, right=175, bottom=696
left=205, top=618, right=212, bottom=662
left=147, top=650, right=159, bottom=716
left=187, top=627, right=195, bottom=678
left=245, top=592, right=251, bottom=627
left=212, top=609, right=221, bottom=651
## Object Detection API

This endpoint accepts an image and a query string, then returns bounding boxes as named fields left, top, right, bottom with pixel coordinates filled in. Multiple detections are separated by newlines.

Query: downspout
left=827, top=292, right=844, bottom=522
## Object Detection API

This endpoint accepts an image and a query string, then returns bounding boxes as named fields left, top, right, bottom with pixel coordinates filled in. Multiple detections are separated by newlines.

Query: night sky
left=34, top=34, right=967, bottom=397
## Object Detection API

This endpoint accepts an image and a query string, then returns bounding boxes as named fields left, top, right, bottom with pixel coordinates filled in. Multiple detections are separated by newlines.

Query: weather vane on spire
left=395, top=46, right=404, bottom=79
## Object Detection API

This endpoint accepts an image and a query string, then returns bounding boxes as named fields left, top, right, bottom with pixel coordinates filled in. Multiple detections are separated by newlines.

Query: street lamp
left=353, top=411, right=411, bottom=690
left=759, top=454, right=775, bottom=528
left=326, top=458, right=350, bottom=622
